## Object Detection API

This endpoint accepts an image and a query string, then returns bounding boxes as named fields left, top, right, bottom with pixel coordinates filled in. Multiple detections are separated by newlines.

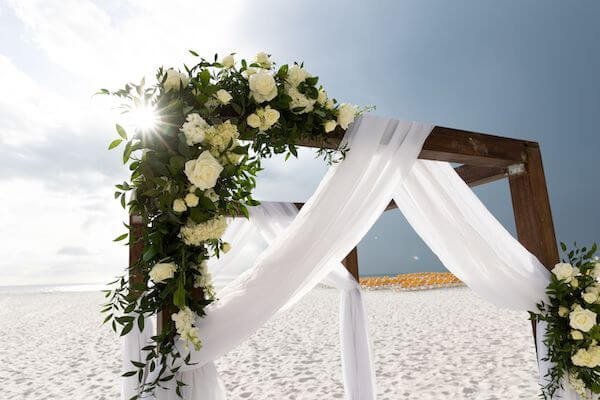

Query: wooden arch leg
left=343, top=247, right=360, bottom=281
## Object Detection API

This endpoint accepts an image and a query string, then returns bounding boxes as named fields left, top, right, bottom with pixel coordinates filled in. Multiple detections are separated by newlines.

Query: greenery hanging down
left=531, top=242, right=600, bottom=399
left=98, top=51, right=368, bottom=398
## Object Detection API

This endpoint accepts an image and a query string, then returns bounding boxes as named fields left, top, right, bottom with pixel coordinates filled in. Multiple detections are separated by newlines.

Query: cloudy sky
left=1, top=0, right=599, bottom=285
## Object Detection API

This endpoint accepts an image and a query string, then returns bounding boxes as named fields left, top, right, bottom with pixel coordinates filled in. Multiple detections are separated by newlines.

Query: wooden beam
left=454, top=165, right=507, bottom=187
left=342, top=247, right=360, bottom=281
left=508, top=144, right=559, bottom=270
left=128, top=214, right=145, bottom=299
left=298, top=126, right=531, bottom=168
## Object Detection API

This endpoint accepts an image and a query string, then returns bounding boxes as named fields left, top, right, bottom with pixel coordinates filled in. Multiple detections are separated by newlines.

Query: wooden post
left=508, top=144, right=559, bottom=270
left=129, top=214, right=145, bottom=298
left=342, top=247, right=360, bottom=281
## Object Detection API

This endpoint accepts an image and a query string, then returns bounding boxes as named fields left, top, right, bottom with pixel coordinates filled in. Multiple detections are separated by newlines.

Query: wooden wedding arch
left=129, top=124, right=559, bottom=335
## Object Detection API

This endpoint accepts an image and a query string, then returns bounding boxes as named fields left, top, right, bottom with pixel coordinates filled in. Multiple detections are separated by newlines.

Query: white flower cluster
left=205, top=120, right=240, bottom=154
left=246, top=105, right=280, bottom=131
left=569, top=373, right=588, bottom=398
left=179, top=216, right=228, bottom=246
left=164, top=69, right=189, bottom=92
left=171, top=306, right=202, bottom=351
left=193, top=261, right=216, bottom=300
left=181, top=113, right=210, bottom=146
left=284, top=65, right=315, bottom=114
left=149, top=262, right=177, bottom=283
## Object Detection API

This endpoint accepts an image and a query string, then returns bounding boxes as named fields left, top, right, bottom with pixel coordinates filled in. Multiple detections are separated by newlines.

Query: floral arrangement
left=99, top=51, right=365, bottom=399
left=531, top=242, right=600, bottom=399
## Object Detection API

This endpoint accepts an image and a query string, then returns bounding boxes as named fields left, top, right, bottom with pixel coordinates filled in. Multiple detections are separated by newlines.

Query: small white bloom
left=287, top=86, right=315, bottom=114
left=179, top=216, right=228, bottom=246
left=149, top=262, right=177, bottom=283
left=569, top=307, right=597, bottom=332
left=184, top=151, right=223, bottom=190
left=337, top=103, right=356, bottom=129
left=164, top=69, right=189, bottom=92
left=205, top=189, right=219, bottom=202
left=552, top=262, right=576, bottom=282
left=584, top=291, right=599, bottom=304
left=181, top=113, right=210, bottom=146
left=264, top=107, right=280, bottom=126
left=317, top=88, right=327, bottom=105
left=171, top=307, right=202, bottom=351
left=215, top=89, right=233, bottom=105
left=572, top=330, right=584, bottom=340
left=255, top=52, right=272, bottom=69
left=325, top=99, right=334, bottom=110
left=243, top=67, right=258, bottom=78
left=324, top=120, right=337, bottom=133
left=247, top=113, right=261, bottom=128
left=592, top=262, right=600, bottom=278
left=221, top=54, right=235, bottom=68
left=222, top=242, right=232, bottom=253
left=558, top=306, right=570, bottom=317
left=173, top=199, right=187, bottom=213
left=185, top=193, right=199, bottom=208
left=249, top=72, right=278, bottom=103
left=571, top=278, right=579, bottom=288
left=189, top=185, right=197, bottom=193
left=286, top=65, right=310, bottom=87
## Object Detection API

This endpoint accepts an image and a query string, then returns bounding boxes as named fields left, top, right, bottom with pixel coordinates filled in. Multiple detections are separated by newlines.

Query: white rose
left=173, top=199, right=187, bottom=213
left=247, top=113, right=261, bottom=128
left=552, top=262, right=576, bottom=282
left=215, top=89, right=233, bottom=105
left=337, top=103, right=356, bottom=129
left=255, top=52, right=271, bottom=69
left=324, top=120, right=337, bottom=133
left=184, top=151, right=223, bottom=190
left=149, top=262, right=177, bottom=283
left=584, top=291, right=599, bottom=304
left=264, top=107, right=280, bottom=126
left=570, top=307, right=597, bottom=332
left=587, top=285, right=600, bottom=296
left=317, top=88, right=327, bottom=105
left=286, top=65, right=310, bottom=87
left=243, top=67, right=258, bottom=78
left=287, top=86, right=315, bottom=113
left=572, top=330, right=584, bottom=340
left=571, top=278, right=579, bottom=288
left=164, top=69, right=189, bottom=92
left=222, top=242, right=232, bottom=253
left=185, top=193, right=199, bottom=208
left=589, top=346, right=600, bottom=366
left=181, top=113, right=209, bottom=146
left=593, top=262, right=600, bottom=278
left=325, top=99, right=334, bottom=110
left=572, top=348, right=595, bottom=367
left=249, top=72, right=278, bottom=103
left=221, top=54, right=235, bottom=68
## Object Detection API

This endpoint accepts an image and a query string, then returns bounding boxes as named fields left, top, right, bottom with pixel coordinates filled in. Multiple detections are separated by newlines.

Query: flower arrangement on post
left=98, top=51, right=368, bottom=398
left=531, top=242, right=600, bottom=399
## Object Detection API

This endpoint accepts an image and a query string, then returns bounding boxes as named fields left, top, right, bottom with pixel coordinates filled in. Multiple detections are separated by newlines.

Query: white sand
left=0, top=287, right=539, bottom=399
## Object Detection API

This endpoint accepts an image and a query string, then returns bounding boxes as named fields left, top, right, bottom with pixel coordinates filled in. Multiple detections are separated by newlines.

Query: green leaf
left=142, top=246, right=157, bottom=262
left=199, top=69, right=211, bottom=86
left=120, top=322, right=134, bottom=336
left=189, top=50, right=199, bottom=56
left=122, top=371, right=137, bottom=377
left=116, top=124, right=128, bottom=139
left=108, top=139, right=123, bottom=150
left=173, top=274, right=186, bottom=308
left=137, top=314, right=145, bottom=332
left=123, top=141, right=133, bottom=164
left=113, top=233, right=128, bottom=242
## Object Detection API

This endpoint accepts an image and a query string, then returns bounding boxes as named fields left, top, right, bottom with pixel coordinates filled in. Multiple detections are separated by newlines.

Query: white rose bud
left=247, top=113, right=261, bottom=129
left=286, top=65, right=310, bottom=87
left=185, top=193, right=199, bottom=208
left=205, top=189, right=219, bottom=202
left=222, top=242, right=232, bottom=253
left=325, top=99, right=334, bottom=110
left=215, top=89, right=233, bottom=105
left=249, top=72, right=278, bottom=103
left=255, top=52, right=272, bottom=69
left=221, top=54, right=235, bottom=68
left=149, top=262, right=177, bottom=283
left=184, top=151, right=223, bottom=190
left=558, top=306, right=569, bottom=317
left=552, top=262, right=575, bottom=282
left=569, top=307, right=597, bottom=332
left=571, top=278, right=579, bottom=288
left=572, top=330, right=584, bottom=340
left=164, top=69, right=189, bottom=92
left=173, top=199, right=187, bottom=213
left=189, top=185, right=197, bottom=193
left=584, top=291, right=599, bottom=304
left=317, top=88, right=327, bottom=105
left=264, top=107, right=280, bottom=126
left=324, top=120, right=337, bottom=133
left=243, top=67, right=258, bottom=78
left=337, top=103, right=357, bottom=130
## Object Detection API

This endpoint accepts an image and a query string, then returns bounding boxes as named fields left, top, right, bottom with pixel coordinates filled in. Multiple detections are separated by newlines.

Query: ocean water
left=0, top=283, right=108, bottom=294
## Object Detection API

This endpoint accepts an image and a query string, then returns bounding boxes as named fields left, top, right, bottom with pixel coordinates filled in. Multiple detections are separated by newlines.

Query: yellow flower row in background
left=359, top=272, right=464, bottom=290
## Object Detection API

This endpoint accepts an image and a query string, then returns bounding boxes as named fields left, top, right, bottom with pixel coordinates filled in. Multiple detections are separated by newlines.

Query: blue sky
left=0, top=0, right=598, bottom=284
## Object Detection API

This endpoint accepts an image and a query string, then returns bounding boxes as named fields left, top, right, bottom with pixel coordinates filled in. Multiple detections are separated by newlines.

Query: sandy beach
left=0, top=286, right=539, bottom=399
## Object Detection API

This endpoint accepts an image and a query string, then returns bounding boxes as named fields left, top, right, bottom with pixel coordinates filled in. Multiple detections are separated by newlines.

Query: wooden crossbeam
left=299, top=125, right=532, bottom=168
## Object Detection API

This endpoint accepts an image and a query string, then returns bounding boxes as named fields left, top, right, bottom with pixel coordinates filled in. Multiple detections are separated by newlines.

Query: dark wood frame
left=129, top=125, right=559, bottom=336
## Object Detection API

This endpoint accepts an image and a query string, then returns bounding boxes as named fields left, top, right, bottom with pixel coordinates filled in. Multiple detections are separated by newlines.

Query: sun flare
left=128, top=104, right=158, bottom=132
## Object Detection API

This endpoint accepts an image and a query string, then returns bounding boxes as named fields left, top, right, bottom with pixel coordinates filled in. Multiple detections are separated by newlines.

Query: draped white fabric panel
left=392, top=160, right=550, bottom=311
